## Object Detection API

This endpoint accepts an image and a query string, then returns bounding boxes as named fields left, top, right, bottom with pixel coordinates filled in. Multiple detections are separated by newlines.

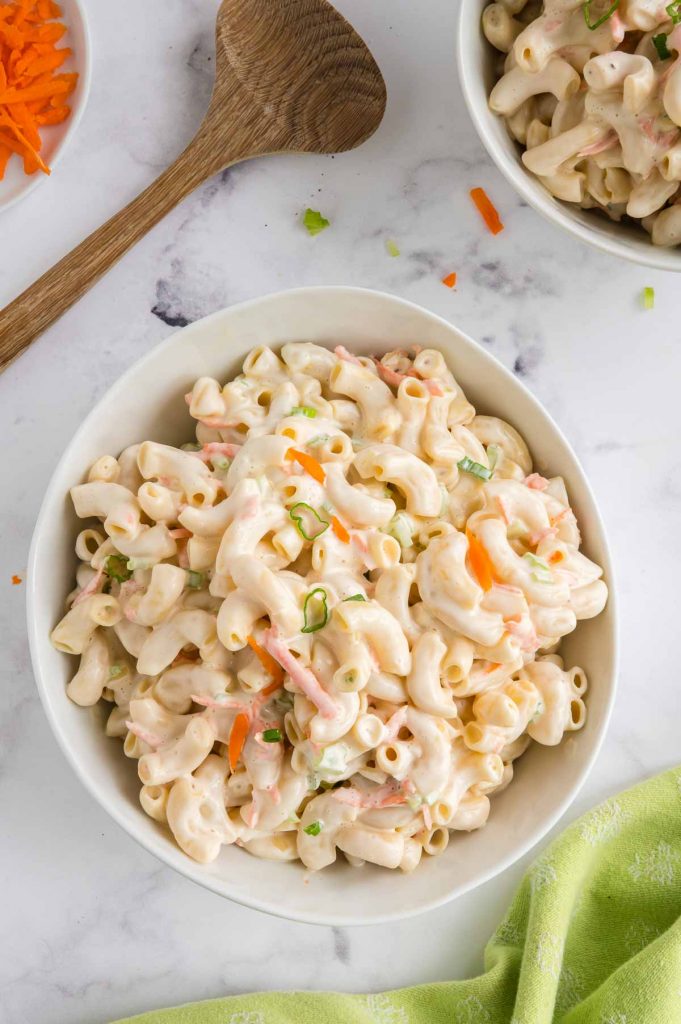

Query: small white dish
left=0, top=0, right=91, bottom=213
left=27, top=287, right=617, bottom=925
left=456, top=0, right=681, bottom=273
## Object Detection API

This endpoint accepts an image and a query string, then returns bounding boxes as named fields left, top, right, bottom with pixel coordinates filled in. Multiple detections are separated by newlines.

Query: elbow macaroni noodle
left=51, top=342, right=607, bottom=872
left=483, top=0, right=681, bottom=245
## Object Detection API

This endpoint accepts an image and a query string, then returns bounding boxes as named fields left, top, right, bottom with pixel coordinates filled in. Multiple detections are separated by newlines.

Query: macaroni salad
left=51, top=343, right=607, bottom=872
left=483, top=0, right=681, bottom=245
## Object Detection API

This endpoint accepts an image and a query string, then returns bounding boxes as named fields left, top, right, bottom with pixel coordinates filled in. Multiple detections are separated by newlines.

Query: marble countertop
left=1, top=1, right=679, bottom=1021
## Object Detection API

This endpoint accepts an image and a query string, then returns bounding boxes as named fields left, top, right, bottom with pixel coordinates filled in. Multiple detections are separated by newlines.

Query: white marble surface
left=1, top=1, right=679, bottom=1021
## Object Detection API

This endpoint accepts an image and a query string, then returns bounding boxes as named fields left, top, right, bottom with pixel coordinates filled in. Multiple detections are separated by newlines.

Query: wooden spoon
left=0, top=0, right=386, bottom=371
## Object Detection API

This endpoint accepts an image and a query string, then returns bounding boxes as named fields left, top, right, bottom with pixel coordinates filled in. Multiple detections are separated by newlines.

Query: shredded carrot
left=11, top=573, right=22, bottom=584
left=466, top=528, right=497, bottom=591
left=441, top=272, right=457, bottom=289
left=247, top=634, right=285, bottom=688
left=470, top=187, right=504, bottom=236
left=549, top=550, right=565, bottom=564
left=229, top=712, right=250, bottom=772
left=331, top=515, right=350, bottom=543
left=285, top=447, right=326, bottom=484
left=0, top=0, right=76, bottom=180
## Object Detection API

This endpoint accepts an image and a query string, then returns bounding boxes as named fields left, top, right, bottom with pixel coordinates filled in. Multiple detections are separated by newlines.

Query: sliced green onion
left=506, top=520, right=527, bottom=541
left=343, top=594, right=366, bottom=602
left=212, top=456, right=231, bottom=471
left=406, top=793, right=423, bottom=812
left=523, top=552, right=553, bottom=583
left=104, top=554, right=132, bottom=583
left=668, top=0, right=681, bottom=23
left=317, top=743, right=351, bottom=774
left=387, top=511, right=413, bottom=549
left=186, top=570, right=205, bottom=589
left=181, top=442, right=202, bottom=451
left=582, top=0, right=620, bottom=29
left=303, top=208, right=330, bottom=235
left=262, top=728, right=282, bottom=743
left=109, top=664, right=127, bottom=680
left=302, top=587, right=329, bottom=633
left=653, top=33, right=671, bottom=59
left=303, top=820, right=323, bottom=836
left=126, top=557, right=155, bottom=571
left=307, top=434, right=330, bottom=447
left=487, top=444, right=501, bottom=473
left=289, top=502, right=330, bottom=541
left=290, top=406, right=317, bottom=418
left=643, top=286, right=655, bottom=310
left=531, top=699, right=545, bottom=723
left=386, top=239, right=400, bottom=257
left=458, top=455, right=492, bottom=481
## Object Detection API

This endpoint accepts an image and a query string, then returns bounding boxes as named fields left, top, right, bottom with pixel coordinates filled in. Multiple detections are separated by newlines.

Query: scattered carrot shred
left=466, top=528, right=497, bottom=591
left=11, top=574, right=22, bottom=584
left=246, top=634, right=285, bottom=688
left=0, top=0, right=76, bottom=181
left=228, top=712, right=250, bottom=772
left=470, top=187, right=504, bottom=236
left=285, top=447, right=326, bottom=484
left=442, top=272, right=457, bottom=289
left=331, top=515, right=350, bottom=543
left=549, top=550, right=565, bottom=564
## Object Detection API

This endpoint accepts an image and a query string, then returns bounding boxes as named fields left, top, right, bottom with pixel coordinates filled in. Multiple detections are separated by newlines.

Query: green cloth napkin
left=114, top=766, right=681, bottom=1024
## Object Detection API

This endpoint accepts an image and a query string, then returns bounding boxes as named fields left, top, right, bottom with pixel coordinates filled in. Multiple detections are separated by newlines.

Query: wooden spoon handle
left=0, top=139, right=220, bottom=372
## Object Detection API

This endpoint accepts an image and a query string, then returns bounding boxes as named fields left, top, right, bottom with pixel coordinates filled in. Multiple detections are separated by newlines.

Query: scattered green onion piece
left=290, top=406, right=317, bottom=418
left=186, top=570, right=205, bottom=589
left=406, top=793, right=423, bottom=812
left=307, top=434, right=330, bottom=447
left=582, top=0, right=620, bottom=29
left=302, top=587, right=329, bottom=633
left=507, top=520, right=527, bottom=541
left=289, top=502, right=330, bottom=542
left=522, top=552, right=553, bottom=583
left=386, top=239, right=400, bottom=257
left=303, top=208, right=330, bottom=235
left=262, top=728, right=282, bottom=743
left=531, top=699, right=545, bottom=723
left=212, top=456, right=231, bottom=471
left=487, top=444, right=501, bottom=473
left=387, top=511, right=413, bottom=549
left=181, top=442, right=202, bottom=451
left=668, top=0, right=681, bottom=23
left=643, top=286, right=655, bottom=310
left=104, top=554, right=132, bottom=583
left=109, top=664, right=126, bottom=680
left=303, top=820, right=323, bottom=836
left=343, top=594, right=366, bottom=602
left=126, top=557, right=155, bottom=571
left=458, top=455, right=492, bottom=481
left=653, top=33, right=671, bottom=59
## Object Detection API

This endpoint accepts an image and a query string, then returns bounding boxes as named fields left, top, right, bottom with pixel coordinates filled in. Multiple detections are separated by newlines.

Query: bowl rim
left=0, top=0, right=93, bottom=215
left=455, top=0, right=681, bottom=274
left=26, top=285, right=619, bottom=925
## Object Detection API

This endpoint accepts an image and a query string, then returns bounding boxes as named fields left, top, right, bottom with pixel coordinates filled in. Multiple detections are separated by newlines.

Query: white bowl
left=457, top=0, right=681, bottom=273
left=27, top=287, right=617, bottom=925
left=0, top=0, right=91, bottom=213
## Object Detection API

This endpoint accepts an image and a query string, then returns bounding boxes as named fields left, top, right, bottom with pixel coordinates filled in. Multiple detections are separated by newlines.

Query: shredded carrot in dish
left=11, top=573, right=22, bottom=584
left=285, top=447, right=326, bottom=484
left=331, top=515, right=350, bottom=543
left=466, top=528, right=497, bottom=591
left=549, top=550, right=565, bottom=564
left=470, top=187, right=504, bottom=236
left=247, top=634, right=285, bottom=688
left=229, top=712, right=250, bottom=772
left=0, top=0, right=77, bottom=180
left=441, top=272, right=457, bottom=289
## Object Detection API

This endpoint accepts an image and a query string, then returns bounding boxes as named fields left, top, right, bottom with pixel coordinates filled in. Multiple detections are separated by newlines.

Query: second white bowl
left=456, top=0, right=681, bottom=273
left=27, top=286, right=617, bottom=925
